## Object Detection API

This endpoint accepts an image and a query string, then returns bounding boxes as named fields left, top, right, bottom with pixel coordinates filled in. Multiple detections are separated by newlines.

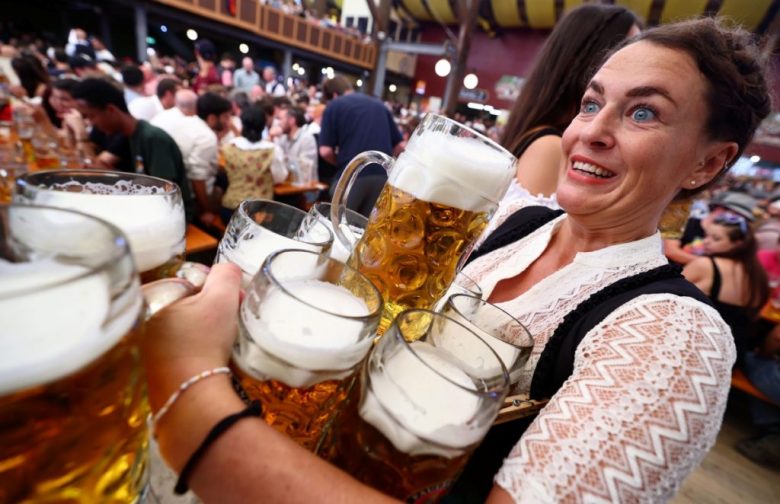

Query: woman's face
left=703, top=224, right=739, bottom=255
left=49, top=88, right=75, bottom=118
left=557, top=41, right=732, bottom=233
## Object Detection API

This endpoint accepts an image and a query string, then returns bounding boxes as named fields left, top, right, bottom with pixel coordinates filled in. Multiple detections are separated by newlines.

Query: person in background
left=756, top=192, right=780, bottom=250
left=71, top=78, right=194, bottom=220
left=683, top=213, right=769, bottom=363
left=499, top=5, right=639, bottom=200
left=193, top=39, right=220, bottom=94
left=318, top=74, right=403, bottom=216
left=48, top=47, right=71, bottom=78
left=128, top=75, right=178, bottom=121
left=262, top=65, right=285, bottom=96
left=10, top=51, right=49, bottom=100
left=69, top=53, right=101, bottom=79
left=90, top=37, right=115, bottom=64
left=220, top=102, right=288, bottom=223
left=153, top=88, right=219, bottom=229
left=218, top=53, right=236, bottom=88
left=197, top=91, right=233, bottom=145
left=276, top=105, right=317, bottom=184
left=233, top=56, right=260, bottom=92
left=120, top=64, right=145, bottom=105
left=666, top=191, right=758, bottom=264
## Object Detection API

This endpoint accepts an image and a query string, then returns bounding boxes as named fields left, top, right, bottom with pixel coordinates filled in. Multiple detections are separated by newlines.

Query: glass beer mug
left=330, top=113, right=516, bottom=333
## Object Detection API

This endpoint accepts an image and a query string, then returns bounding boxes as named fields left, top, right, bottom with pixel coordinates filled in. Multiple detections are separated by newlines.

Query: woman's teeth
left=573, top=161, right=615, bottom=178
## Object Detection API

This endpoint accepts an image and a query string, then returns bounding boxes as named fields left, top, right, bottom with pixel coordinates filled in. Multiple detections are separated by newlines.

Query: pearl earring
left=690, top=180, right=697, bottom=186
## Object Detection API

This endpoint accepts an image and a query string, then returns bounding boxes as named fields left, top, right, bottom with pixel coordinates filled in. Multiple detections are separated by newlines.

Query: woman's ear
left=692, top=141, right=739, bottom=185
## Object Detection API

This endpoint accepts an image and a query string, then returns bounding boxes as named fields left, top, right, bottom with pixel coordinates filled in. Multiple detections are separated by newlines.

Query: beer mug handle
left=330, top=150, right=394, bottom=249
left=141, top=262, right=211, bottom=318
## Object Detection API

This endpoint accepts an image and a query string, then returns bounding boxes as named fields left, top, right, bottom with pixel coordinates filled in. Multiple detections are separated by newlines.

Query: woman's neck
left=556, top=216, right=657, bottom=254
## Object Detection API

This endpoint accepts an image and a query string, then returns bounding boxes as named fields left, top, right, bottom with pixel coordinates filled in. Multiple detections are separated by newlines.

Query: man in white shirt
left=233, top=57, right=260, bottom=92
left=262, top=66, right=286, bottom=97
left=151, top=88, right=219, bottom=227
left=276, top=106, right=317, bottom=184
left=129, top=78, right=177, bottom=121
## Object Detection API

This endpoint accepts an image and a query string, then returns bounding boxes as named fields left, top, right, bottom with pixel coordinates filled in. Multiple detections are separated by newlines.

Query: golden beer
left=323, top=310, right=509, bottom=500
left=233, top=249, right=382, bottom=451
left=326, top=378, right=474, bottom=501
left=0, top=204, right=148, bottom=504
left=331, top=115, right=516, bottom=336
left=139, top=253, right=185, bottom=284
left=0, top=326, right=148, bottom=503
left=348, top=184, right=489, bottom=333
left=232, top=365, right=352, bottom=451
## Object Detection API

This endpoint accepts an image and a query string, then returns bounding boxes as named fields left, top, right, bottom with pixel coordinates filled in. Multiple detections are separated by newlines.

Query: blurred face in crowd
left=263, top=67, right=275, bottom=82
left=242, top=57, right=253, bottom=71
left=280, top=108, right=295, bottom=135
left=49, top=88, right=76, bottom=118
left=75, top=100, right=119, bottom=135
left=703, top=223, right=742, bottom=255
left=207, top=110, right=232, bottom=133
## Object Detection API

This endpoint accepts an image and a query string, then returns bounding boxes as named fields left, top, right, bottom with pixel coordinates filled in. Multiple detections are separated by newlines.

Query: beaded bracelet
left=152, top=367, right=232, bottom=433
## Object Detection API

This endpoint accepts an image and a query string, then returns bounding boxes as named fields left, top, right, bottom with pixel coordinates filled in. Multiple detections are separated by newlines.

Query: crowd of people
left=1, top=4, right=779, bottom=502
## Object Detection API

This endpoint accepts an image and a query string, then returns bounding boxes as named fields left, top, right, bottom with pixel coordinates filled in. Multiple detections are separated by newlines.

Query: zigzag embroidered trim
left=494, top=295, right=735, bottom=502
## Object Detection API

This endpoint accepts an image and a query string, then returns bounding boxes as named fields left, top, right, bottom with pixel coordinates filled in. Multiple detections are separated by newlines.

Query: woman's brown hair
left=500, top=4, right=639, bottom=156
left=616, top=18, right=773, bottom=199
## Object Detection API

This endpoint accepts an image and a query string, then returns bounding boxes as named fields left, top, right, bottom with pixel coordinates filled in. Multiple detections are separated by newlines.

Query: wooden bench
left=185, top=224, right=219, bottom=255
left=731, top=368, right=777, bottom=405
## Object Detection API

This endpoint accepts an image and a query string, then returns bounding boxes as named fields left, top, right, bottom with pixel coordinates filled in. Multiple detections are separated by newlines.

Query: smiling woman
left=139, top=17, right=772, bottom=504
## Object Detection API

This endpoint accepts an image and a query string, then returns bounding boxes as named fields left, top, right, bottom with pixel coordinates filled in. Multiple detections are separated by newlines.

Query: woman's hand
left=142, top=262, right=243, bottom=412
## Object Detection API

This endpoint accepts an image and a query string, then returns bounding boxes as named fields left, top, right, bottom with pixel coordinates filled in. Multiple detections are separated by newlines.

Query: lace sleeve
left=478, top=182, right=560, bottom=245
left=495, top=294, right=736, bottom=503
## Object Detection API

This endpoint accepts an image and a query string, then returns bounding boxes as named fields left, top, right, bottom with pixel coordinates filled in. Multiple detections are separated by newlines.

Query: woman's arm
left=494, top=294, right=735, bottom=502
left=514, top=135, right=562, bottom=198
left=145, top=264, right=398, bottom=504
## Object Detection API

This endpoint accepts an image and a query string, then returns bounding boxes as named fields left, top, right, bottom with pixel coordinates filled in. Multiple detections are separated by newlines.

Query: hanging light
left=463, top=73, right=479, bottom=90
left=434, top=58, right=451, bottom=77
left=356, top=79, right=363, bottom=87
left=389, top=84, right=397, bottom=92
left=186, top=29, right=198, bottom=41
left=239, top=43, right=249, bottom=54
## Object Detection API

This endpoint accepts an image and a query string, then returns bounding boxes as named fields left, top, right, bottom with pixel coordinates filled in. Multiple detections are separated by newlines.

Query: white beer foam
left=236, top=280, right=373, bottom=388
left=218, top=231, right=323, bottom=288
left=360, top=341, right=485, bottom=458
left=0, top=258, right=142, bottom=394
left=25, top=183, right=185, bottom=272
left=389, top=131, right=515, bottom=213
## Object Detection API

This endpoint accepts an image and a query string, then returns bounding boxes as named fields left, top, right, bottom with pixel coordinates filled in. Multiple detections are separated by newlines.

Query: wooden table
left=185, top=224, right=219, bottom=255
left=274, top=181, right=328, bottom=197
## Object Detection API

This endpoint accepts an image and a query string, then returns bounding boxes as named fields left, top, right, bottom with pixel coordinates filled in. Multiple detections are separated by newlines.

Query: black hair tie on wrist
left=174, top=400, right=263, bottom=495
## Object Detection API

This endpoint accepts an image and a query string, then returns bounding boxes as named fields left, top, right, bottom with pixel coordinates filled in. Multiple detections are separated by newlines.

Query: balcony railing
left=152, top=0, right=376, bottom=69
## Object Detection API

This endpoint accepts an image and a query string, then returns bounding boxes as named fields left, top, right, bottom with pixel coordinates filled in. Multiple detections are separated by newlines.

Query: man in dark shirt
left=72, top=78, right=194, bottom=221
left=319, top=75, right=404, bottom=216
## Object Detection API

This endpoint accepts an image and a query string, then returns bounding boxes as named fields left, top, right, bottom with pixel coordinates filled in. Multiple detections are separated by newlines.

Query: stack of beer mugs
left=0, top=205, right=148, bottom=502
left=215, top=199, right=333, bottom=287
left=330, top=113, right=516, bottom=333
left=15, top=170, right=187, bottom=282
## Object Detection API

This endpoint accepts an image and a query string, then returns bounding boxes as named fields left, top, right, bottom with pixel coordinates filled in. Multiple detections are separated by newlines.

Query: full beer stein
left=15, top=170, right=186, bottom=283
left=330, top=114, right=516, bottom=333
left=0, top=204, right=148, bottom=503
left=233, top=249, right=383, bottom=451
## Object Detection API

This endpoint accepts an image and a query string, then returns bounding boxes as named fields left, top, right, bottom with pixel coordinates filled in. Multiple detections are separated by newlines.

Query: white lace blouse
left=463, top=199, right=736, bottom=503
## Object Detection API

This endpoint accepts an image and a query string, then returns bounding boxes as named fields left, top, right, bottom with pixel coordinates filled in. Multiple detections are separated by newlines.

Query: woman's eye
left=581, top=101, right=600, bottom=114
left=631, top=107, right=656, bottom=122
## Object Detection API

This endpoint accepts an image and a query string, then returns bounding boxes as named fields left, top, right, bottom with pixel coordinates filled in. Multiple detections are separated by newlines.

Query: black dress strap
left=709, top=256, right=722, bottom=302
left=467, top=206, right=565, bottom=266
